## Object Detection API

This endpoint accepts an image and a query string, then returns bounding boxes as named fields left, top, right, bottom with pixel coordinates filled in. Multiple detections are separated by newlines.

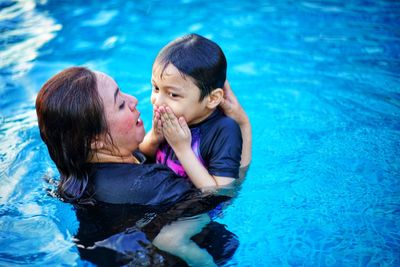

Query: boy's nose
left=153, top=95, right=165, bottom=106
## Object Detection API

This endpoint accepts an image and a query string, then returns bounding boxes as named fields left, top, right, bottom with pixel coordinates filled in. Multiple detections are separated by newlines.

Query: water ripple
left=0, top=0, right=399, bottom=266
left=0, top=0, right=61, bottom=76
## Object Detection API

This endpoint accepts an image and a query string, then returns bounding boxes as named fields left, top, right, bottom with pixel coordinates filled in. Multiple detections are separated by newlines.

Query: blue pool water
left=1, top=0, right=399, bottom=266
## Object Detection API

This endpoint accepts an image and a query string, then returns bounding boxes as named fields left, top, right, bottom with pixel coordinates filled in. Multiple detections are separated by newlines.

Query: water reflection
left=0, top=0, right=61, bottom=76
left=74, top=193, right=238, bottom=266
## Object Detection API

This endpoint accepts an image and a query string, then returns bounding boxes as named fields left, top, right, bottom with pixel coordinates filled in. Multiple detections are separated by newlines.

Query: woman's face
left=95, top=72, right=144, bottom=154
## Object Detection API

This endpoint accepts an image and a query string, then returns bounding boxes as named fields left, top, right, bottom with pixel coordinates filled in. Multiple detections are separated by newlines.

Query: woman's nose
left=127, top=96, right=138, bottom=111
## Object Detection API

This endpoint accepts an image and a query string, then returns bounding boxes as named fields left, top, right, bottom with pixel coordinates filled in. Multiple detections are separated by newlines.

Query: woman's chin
left=137, top=136, right=145, bottom=145
left=137, top=129, right=145, bottom=144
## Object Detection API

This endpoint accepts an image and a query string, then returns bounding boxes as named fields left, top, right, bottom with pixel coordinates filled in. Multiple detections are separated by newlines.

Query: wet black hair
left=154, top=33, right=227, bottom=101
left=36, top=67, right=107, bottom=204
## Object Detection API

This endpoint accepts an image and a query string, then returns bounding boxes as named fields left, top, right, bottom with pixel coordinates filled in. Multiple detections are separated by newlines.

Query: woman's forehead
left=95, top=72, right=116, bottom=91
left=95, top=71, right=113, bottom=84
left=94, top=71, right=119, bottom=106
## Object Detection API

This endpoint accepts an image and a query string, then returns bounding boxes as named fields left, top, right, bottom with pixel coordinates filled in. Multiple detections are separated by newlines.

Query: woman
left=36, top=66, right=251, bottom=205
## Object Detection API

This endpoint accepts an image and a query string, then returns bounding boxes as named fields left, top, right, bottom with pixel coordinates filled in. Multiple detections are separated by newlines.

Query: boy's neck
left=188, top=107, right=217, bottom=126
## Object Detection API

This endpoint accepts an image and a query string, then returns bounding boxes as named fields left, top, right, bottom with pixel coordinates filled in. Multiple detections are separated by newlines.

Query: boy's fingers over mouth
left=178, top=117, right=189, bottom=134
left=165, top=106, right=174, bottom=116
left=166, top=107, right=179, bottom=124
left=156, top=119, right=162, bottom=131
left=161, top=113, right=168, bottom=124
left=161, top=112, right=173, bottom=131
left=167, top=112, right=176, bottom=124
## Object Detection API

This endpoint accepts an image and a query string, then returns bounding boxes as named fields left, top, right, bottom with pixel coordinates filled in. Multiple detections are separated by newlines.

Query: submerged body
left=75, top=193, right=239, bottom=266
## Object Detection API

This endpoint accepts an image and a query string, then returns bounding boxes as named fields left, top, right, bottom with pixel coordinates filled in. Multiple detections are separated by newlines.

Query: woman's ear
left=90, top=137, right=104, bottom=150
left=206, top=88, right=224, bottom=109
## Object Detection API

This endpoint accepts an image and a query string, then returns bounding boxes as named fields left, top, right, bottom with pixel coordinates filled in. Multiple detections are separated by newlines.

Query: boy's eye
left=153, top=86, right=159, bottom=92
left=169, top=93, right=179, bottom=98
left=119, top=101, right=125, bottom=109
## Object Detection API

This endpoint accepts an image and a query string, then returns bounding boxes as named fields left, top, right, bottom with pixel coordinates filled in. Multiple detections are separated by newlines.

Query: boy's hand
left=220, top=80, right=249, bottom=126
left=159, top=106, right=191, bottom=152
left=151, top=105, right=164, bottom=144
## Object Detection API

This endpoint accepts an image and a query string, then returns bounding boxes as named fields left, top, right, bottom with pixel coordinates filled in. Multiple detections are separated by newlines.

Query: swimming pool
left=1, top=0, right=399, bottom=265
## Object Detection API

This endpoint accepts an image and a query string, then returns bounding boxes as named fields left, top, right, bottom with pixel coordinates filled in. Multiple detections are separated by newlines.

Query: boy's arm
left=139, top=130, right=161, bottom=158
left=220, top=80, right=252, bottom=177
left=153, top=213, right=216, bottom=266
left=159, top=106, right=234, bottom=189
left=138, top=106, right=164, bottom=158
left=174, top=146, right=234, bottom=188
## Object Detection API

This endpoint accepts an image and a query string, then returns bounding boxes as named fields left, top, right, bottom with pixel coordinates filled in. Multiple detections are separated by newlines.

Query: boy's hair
left=155, top=33, right=227, bottom=101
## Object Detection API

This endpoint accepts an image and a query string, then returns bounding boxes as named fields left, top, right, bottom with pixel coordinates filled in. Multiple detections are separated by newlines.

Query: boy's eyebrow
left=166, top=85, right=183, bottom=91
left=152, top=80, right=183, bottom=91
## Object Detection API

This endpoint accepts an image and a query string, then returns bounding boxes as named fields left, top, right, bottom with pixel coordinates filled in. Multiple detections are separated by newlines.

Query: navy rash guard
left=156, top=108, right=243, bottom=178
left=89, top=152, right=194, bottom=205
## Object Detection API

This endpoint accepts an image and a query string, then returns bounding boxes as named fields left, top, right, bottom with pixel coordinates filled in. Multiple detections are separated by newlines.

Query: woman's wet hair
left=36, top=67, right=107, bottom=203
left=154, top=33, right=227, bottom=101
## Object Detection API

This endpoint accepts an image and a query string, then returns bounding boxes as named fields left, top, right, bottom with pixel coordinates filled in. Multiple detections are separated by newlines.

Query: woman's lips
left=136, top=112, right=143, bottom=126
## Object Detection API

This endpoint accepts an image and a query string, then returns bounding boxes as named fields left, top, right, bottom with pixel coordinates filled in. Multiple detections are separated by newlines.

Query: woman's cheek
left=115, top=115, right=136, bottom=135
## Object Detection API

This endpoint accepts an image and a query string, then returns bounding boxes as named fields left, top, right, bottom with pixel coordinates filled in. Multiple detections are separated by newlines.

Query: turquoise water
left=1, top=0, right=399, bottom=266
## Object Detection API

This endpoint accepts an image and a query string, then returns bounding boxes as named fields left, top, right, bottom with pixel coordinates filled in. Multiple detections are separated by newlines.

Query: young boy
left=139, top=34, right=243, bottom=188
left=139, top=34, right=252, bottom=264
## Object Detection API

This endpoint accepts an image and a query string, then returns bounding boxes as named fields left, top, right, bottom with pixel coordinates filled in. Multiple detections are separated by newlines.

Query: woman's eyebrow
left=114, top=87, right=119, bottom=105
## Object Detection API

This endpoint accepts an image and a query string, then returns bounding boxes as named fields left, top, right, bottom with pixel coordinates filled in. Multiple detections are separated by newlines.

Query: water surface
left=1, top=0, right=399, bottom=266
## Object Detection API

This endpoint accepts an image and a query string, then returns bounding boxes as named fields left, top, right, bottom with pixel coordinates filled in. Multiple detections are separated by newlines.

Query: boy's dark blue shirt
left=156, top=108, right=242, bottom=178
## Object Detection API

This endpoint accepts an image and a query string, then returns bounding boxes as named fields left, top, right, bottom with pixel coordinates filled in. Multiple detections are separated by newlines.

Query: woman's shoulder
left=90, top=161, right=171, bottom=183
left=89, top=162, right=194, bottom=205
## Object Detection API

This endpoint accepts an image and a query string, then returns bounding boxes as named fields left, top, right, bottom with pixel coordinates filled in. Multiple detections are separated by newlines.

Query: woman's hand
left=219, top=80, right=252, bottom=173
left=159, top=106, right=192, bottom=152
left=219, top=80, right=249, bottom=126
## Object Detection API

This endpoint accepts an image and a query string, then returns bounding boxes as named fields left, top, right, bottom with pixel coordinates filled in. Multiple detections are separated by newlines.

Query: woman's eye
left=119, top=101, right=125, bottom=109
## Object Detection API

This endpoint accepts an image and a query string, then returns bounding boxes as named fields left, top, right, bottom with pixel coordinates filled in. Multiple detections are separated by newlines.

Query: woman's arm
left=219, top=80, right=252, bottom=178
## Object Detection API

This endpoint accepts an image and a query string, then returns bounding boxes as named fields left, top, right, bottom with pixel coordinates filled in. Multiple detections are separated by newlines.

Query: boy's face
left=151, top=63, right=211, bottom=125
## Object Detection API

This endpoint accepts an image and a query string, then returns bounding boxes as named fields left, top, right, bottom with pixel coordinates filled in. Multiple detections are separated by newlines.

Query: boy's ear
left=206, top=88, right=224, bottom=109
